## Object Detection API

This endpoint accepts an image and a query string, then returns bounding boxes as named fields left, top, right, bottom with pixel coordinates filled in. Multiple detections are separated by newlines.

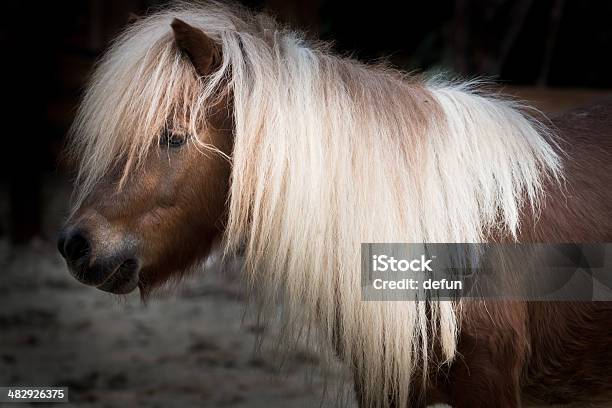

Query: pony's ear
left=171, top=18, right=221, bottom=77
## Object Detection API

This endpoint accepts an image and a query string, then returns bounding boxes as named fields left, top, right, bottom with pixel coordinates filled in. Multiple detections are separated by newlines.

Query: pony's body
left=421, top=100, right=612, bottom=407
left=522, top=102, right=612, bottom=405
left=58, top=3, right=612, bottom=407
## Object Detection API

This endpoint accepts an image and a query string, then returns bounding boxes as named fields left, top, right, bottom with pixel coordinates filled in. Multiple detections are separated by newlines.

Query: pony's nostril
left=63, top=231, right=91, bottom=263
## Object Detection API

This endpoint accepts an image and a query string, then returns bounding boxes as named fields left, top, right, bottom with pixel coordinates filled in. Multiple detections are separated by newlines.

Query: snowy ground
left=0, top=178, right=353, bottom=408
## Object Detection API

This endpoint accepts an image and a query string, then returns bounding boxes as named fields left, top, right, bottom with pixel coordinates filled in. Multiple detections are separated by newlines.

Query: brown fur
left=408, top=98, right=612, bottom=408
left=70, top=108, right=232, bottom=295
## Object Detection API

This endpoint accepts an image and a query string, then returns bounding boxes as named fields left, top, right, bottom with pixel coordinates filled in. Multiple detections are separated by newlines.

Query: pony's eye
left=159, top=130, right=187, bottom=148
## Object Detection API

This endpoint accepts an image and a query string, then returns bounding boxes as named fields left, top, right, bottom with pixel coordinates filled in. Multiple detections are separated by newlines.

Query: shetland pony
left=58, top=3, right=612, bottom=407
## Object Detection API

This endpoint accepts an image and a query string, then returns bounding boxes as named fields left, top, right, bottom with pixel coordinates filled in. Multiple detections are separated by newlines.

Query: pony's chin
left=97, top=275, right=139, bottom=294
left=95, top=260, right=140, bottom=294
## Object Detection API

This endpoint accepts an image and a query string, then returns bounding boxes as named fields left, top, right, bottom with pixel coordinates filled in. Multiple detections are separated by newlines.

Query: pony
left=58, top=2, right=612, bottom=407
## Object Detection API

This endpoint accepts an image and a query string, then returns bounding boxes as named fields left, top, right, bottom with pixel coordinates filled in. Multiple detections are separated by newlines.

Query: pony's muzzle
left=57, top=223, right=140, bottom=294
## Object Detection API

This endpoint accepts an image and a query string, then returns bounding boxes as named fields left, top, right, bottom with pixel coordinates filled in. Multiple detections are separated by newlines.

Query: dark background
left=0, top=2, right=611, bottom=406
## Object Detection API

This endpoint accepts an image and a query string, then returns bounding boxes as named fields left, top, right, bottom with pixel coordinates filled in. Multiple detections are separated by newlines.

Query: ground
left=0, top=178, right=352, bottom=408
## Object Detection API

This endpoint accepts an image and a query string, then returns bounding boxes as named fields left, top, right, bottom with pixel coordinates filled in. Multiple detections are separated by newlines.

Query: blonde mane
left=69, top=2, right=562, bottom=406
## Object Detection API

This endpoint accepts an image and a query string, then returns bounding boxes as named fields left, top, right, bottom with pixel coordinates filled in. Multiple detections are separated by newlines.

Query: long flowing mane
left=69, top=2, right=562, bottom=406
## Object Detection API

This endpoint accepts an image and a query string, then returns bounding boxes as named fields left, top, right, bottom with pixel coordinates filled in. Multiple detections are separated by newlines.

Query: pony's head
left=58, top=15, right=232, bottom=295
